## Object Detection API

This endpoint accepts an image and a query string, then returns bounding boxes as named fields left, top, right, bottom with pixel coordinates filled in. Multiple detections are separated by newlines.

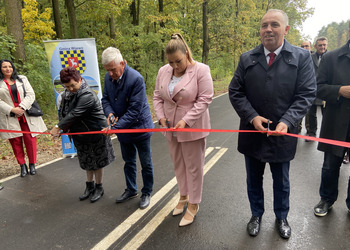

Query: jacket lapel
left=171, top=64, right=195, bottom=98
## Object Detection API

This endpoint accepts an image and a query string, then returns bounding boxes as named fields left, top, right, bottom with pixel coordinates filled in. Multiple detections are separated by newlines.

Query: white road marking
left=92, top=147, right=227, bottom=250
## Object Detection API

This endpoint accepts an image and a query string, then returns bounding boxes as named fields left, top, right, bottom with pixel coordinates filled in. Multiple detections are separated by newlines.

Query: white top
left=168, top=75, right=183, bottom=96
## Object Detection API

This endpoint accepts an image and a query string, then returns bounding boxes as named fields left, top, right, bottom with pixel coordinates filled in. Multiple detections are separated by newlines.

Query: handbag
left=22, top=84, right=43, bottom=116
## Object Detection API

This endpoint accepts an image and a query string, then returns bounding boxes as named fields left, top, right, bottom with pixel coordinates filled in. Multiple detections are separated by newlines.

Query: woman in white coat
left=0, top=60, right=47, bottom=177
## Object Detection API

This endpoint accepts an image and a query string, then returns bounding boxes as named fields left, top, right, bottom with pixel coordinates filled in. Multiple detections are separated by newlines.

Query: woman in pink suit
left=153, top=33, right=213, bottom=226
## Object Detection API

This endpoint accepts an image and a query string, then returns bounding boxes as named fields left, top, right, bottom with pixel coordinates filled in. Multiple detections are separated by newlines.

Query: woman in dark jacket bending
left=50, top=67, right=115, bottom=203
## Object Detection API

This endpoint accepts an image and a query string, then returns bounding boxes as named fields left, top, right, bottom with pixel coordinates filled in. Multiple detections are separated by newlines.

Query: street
left=1, top=93, right=349, bottom=250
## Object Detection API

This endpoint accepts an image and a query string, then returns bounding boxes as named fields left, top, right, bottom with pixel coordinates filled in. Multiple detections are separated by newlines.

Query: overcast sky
left=300, top=0, right=350, bottom=41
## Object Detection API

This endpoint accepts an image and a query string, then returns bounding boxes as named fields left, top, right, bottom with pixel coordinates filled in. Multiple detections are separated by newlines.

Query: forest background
left=0, top=0, right=349, bottom=178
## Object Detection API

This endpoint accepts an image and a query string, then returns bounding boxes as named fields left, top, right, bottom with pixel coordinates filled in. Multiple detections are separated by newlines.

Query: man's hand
left=107, top=113, right=118, bottom=126
left=268, top=121, right=288, bottom=136
left=50, top=126, right=61, bottom=138
left=252, top=116, right=272, bottom=131
left=339, top=86, right=350, bottom=99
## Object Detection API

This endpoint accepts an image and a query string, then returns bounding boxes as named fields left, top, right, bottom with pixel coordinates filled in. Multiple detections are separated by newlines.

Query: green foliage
left=22, top=0, right=56, bottom=43
left=0, top=33, right=17, bottom=61
left=317, top=20, right=350, bottom=50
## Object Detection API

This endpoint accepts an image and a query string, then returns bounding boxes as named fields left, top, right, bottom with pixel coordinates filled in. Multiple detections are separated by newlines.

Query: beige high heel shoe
left=173, top=198, right=188, bottom=216
left=179, top=205, right=199, bottom=227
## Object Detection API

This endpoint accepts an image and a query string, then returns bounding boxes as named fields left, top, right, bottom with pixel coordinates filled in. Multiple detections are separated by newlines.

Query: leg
left=244, top=155, right=266, bottom=217
left=94, top=168, right=103, bottom=184
left=91, top=168, right=104, bottom=203
left=79, top=170, right=95, bottom=201
left=269, top=161, right=290, bottom=219
left=20, top=121, right=37, bottom=164
left=9, top=136, right=26, bottom=165
left=346, top=176, right=350, bottom=210
left=167, top=139, right=188, bottom=197
left=135, top=137, right=154, bottom=196
left=119, top=141, right=138, bottom=193
left=86, top=170, right=94, bottom=182
left=180, top=138, right=206, bottom=204
left=319, top=151, right=343, bottom=204
left=307, top=104, right=317, bottom=136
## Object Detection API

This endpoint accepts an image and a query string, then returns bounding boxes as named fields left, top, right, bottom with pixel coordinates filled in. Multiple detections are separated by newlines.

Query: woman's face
left=64, top=78, right=82, bottom=93
left=167, top=50, right=189, bottom=76
left=1, top=62, right=13, bottom=78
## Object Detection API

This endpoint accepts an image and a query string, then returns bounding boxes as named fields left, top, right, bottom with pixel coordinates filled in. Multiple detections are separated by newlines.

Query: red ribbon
left=1, top=128, right=349, bottom=148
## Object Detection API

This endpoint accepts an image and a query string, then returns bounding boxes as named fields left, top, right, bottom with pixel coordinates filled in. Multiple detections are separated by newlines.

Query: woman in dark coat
left=50, top=67, right=115, bottom=203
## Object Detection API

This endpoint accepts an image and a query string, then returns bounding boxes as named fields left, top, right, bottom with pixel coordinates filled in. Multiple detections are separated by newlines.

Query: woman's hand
left=11, top=107, right=25, bottom=117
left=159, top=117, right=167, bottom=128
left=50, top=126, right=61, bottom=137
left=174, top=119, right=186, bottom=129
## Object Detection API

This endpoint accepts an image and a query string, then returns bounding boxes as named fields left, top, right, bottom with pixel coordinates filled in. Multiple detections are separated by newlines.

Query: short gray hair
left=101, top=47, right=123, bottom=65
left=266, top=9, right=289, bottom=26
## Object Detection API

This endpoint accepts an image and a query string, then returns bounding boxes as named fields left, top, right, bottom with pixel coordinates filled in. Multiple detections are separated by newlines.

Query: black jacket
left=229, top=40, right=316, bottom=162
left=58, top=86, right=107, bottom=143
left=317, top=40, right=350, bottom=157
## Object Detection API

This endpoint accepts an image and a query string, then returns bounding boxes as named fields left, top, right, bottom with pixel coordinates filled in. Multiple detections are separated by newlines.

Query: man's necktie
left=268, top=52, right=276, bottom=67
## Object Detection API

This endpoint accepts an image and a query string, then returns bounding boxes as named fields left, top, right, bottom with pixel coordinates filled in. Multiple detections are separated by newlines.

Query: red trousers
left=9, top=118, right=37, bottom=165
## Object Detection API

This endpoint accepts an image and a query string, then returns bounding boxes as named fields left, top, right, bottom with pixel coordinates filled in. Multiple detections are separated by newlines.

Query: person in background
left=299, top=40, right=313, bottom=133
left=50, top=67, right=115, bottom=203
left=305, top=37, right=328, bottom=141
left=229, top=9, right=316, bottom=239
left=313, top=26, right=350, bottom=216
left=101, top=47, right=154, bottom=209
left=0, top=59, right=47, bottom=177
left=153, top=33, right=213, bottom=226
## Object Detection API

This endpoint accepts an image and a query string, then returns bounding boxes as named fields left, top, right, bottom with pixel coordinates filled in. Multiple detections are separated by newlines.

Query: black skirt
left=74, top=135, right=115, bottom=170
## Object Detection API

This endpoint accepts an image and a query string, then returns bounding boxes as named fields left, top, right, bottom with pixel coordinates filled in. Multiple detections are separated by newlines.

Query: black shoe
left=29, top=163, right=36, bottom=175
left=247, top=216, right=261, bottom=237
left=20, top=164, right=28, bottom=177
left=314, top=200, right=333, bottom=216
left=79, top=181, right=95, bottom=201
left=91, top=183, right=104, bottom=203
left=116, top=189, right=138, bottom=203
left=276, top=219, right=291, bottom=239
left=140, top=194, right=151, bottom=209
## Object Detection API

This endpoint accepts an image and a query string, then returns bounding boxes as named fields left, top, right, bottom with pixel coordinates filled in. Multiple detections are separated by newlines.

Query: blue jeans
left=319, top=151, right=348, bottom=206
left=119, top=137, right=154, bottom=196
left=245, top=155, right=290, bottom=219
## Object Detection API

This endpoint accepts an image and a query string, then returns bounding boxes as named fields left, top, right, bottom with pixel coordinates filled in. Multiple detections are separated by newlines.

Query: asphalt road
left=1, top=93, right=349, bottom=250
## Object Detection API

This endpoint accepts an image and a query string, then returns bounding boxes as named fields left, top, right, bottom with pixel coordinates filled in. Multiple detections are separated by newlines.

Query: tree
left=4, top=0, right=26, bottom=63
left=65, top=0, right=78, bottom=38
left=52, top=0, right=63, bottom=39
left=22, top=0, right=56, bottom=44
left=202, top=0, right=209, bottom=64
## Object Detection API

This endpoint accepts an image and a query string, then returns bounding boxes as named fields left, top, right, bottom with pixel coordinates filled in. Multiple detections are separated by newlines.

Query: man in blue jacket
left=101, top=47, right=154, bottom=209
left=229, top=9, right=316, bottom=239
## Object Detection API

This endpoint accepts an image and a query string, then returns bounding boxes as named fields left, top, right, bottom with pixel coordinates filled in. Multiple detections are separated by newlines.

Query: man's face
left=315, top=40, right=328, bottom=55
left=260, top=11, right=289, bottom=52
left=104, top=60, right=125, bottom=81
left=301, top=41, right=312, bottom=51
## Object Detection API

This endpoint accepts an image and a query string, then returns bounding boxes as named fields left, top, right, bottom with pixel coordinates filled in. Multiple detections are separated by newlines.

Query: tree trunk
left=109, top=15, right=116, bottom=39
left=4, top=0, right=26, bottom=63
left=202, top=0, right=209, bottom=64
left=65, top=0, right=78, bottom=38
left=52, top=0, right=63, bottom=39
left=159, top=0, right=165, bottom=62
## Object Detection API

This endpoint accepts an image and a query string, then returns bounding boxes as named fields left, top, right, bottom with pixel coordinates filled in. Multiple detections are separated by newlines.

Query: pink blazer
left=153, top=62, right=213, bottom=142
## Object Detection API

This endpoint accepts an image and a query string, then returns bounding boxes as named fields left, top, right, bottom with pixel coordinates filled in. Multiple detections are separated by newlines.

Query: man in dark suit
left=305, top=37, right=328, bottom=140
left=313, top=26, right=350, bottom=216
left=101, top=47, right=155, bottom=209
left=229, top=9, right=316, bottom=239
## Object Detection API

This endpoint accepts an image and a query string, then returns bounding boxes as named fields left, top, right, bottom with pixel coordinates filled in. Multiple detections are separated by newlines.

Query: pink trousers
left=167, top=137, right=206, bottom=204
left=9, top=119, right=37, bottom=165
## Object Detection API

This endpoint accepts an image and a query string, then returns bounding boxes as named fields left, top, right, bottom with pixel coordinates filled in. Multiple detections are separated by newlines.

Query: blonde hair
left=165, top=33, right=194, bottom=64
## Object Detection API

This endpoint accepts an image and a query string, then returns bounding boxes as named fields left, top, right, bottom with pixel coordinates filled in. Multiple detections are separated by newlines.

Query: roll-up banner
left=43, top=38, right=102, bottom=157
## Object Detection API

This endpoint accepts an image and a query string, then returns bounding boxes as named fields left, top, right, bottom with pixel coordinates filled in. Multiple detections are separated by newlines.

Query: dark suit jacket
left=229, top=40, right=316, bottom=162
left=101, top=64, right=154, bottom=143
left=312, top=51, right=327, bottom=105
left=317, top=40, right=350, bottom=157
